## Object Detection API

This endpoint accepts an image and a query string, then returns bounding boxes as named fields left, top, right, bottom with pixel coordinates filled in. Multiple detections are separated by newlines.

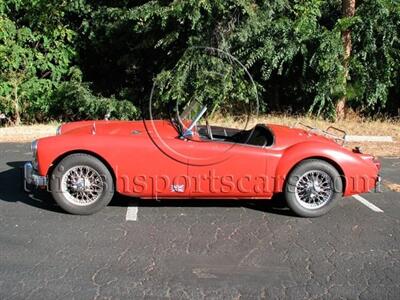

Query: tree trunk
left=336, top=0, right=356, bottom=120
left=13, top=81, right=21, bottom=126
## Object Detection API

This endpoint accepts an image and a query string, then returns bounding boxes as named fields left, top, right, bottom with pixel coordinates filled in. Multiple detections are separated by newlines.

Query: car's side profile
left=24, top=105, right=381, bottom=217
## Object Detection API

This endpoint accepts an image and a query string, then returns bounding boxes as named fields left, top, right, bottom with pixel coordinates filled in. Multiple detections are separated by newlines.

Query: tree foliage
left=0, top=0, right=399, bottom=123
left=350, top=0, right=400, bottom=112
left=0, top=0, right=137, bottom=123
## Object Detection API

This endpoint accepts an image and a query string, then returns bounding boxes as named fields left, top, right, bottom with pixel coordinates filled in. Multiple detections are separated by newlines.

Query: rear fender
left=274, top=142, right=377, bottom=196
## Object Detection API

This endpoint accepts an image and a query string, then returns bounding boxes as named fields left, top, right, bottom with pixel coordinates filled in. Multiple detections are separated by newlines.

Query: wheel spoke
left=295, top=170, right=333, bottom=210
left=61, top=165, right=104, bottom=206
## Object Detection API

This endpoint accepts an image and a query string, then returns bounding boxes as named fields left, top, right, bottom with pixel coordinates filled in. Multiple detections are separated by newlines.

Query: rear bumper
left=24, top=162, right=47, bottom=190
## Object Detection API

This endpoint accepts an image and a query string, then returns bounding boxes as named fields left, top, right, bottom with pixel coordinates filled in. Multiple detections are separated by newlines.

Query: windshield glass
left=174, top=100, right=207, bottom=136
left=179, top=100, right=201, bottom=121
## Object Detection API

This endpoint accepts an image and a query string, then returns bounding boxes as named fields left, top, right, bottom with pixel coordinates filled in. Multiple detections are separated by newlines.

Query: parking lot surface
left=0, top=143, right=399, bottom=299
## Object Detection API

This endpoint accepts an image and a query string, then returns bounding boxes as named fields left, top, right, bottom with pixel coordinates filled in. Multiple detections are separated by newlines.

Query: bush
left=49, top=82, right=138, bottom=121
left=1, top=0, right=400, bottom=123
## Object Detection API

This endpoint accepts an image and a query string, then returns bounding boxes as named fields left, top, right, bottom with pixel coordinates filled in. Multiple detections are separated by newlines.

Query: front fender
left=35, top=135, right=123, bottom=176
left=274, top=142, right=378, bottom=196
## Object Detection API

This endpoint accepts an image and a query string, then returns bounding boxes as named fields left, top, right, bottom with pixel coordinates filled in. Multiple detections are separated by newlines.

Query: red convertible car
left=24, top=104, right=381, bottom=217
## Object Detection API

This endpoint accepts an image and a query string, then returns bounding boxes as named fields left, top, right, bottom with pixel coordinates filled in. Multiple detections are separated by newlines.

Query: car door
left=115, top=121, right=190, bottom=198
left=186, top=139, right=272, bottom=198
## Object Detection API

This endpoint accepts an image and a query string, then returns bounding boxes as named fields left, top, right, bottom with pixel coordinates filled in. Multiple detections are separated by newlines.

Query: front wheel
left=284, top=159, right=343, bottom=217
left=50, top=154, right=114, bottom=215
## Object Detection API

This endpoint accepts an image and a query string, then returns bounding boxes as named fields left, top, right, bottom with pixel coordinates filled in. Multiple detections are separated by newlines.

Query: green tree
left=1, top=0, right=399, bottom=123
left=336, top=0, right=356, bottom=119
left=0, top=0, right=77, bottom=124
left=0, top=0, right=138, bottom=124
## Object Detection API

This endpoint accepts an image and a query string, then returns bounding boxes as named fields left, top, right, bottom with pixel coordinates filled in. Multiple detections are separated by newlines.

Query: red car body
left=32, top=119, right=380, bottom=200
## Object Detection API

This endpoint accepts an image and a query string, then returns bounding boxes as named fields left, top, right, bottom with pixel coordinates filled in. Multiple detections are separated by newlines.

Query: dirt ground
left=0, top=124, right=57, bottom=143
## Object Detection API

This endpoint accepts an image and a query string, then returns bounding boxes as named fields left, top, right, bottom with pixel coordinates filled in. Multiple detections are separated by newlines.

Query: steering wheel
left=205, top=119, right=213, bottom=140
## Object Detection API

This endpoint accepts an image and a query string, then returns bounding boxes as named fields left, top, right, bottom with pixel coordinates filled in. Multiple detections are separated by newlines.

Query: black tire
left=50, top=154, right=114, bottom=215
left=284, top=159, right=343, bottom=217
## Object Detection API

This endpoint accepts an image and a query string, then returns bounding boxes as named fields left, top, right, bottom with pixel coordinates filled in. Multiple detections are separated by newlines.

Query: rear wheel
left=50, top=154, right=114, bottom=215
left=284, top=159, right=343, bottom=217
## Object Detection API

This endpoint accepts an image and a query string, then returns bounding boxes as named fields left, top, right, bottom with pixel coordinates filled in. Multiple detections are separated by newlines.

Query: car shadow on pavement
left=0, top=161, right=64, bottom=213
left=1, top=161, right=294, bottom=217
left=111, top=193, right=295, bottom=217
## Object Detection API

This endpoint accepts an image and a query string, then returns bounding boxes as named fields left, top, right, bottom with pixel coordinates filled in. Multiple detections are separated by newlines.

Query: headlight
left=56, top=125, right=62, bottom=135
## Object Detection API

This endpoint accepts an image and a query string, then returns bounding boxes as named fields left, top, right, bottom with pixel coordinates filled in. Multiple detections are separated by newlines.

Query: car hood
left=267, top=124, right=338, bottom=149
left=59, top=120, right=179, bottom=138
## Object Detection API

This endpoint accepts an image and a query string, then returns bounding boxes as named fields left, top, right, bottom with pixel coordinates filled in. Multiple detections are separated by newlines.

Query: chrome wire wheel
left=294, top=170, right=333, bottom=210
left=61, top=165, right=104, bottom=206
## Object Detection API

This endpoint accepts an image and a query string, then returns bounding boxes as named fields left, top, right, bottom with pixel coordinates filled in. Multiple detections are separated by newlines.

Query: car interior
left=175, top=101, right=274, bottom=147
left=197, top=124, right=274, bottom=147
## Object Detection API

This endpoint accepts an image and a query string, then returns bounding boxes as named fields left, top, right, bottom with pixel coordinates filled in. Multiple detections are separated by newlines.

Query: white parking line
left=126, top=205, right=138, bottom=221
left=353, top=194, right=384, bottom=213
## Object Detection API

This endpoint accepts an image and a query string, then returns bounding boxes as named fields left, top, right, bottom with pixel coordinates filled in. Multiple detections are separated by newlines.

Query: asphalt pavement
left=0, top=143, right=399, bottom=299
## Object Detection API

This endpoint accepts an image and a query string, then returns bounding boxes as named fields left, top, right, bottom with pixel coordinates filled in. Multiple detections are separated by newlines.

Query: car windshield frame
left=171, top=100, right=208, bottom=138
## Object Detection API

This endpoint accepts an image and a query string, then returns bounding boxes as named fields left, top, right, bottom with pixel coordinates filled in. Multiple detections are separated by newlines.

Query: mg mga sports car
left=24, top=103, right=381, bottom=217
